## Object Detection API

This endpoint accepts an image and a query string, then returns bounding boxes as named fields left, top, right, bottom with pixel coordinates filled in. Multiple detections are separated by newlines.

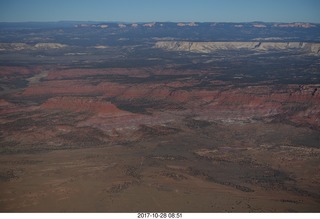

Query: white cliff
left=154, top=41, right=320, bottom=55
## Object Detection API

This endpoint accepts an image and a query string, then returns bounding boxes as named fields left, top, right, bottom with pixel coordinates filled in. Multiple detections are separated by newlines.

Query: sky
left=0, top=0, right=320, bottom=23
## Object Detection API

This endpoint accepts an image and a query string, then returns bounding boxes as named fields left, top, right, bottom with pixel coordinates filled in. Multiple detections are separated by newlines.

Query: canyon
left=0, top=22, right=319, bottom=212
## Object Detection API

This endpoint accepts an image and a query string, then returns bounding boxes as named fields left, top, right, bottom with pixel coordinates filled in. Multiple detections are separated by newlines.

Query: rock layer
left=41, top=96, right=130, bottom=116
left=0, top=43, right=67, bottom=51
left=20, top=68, right=320, bottom=129
left=155, top=41, right=320, bottom=54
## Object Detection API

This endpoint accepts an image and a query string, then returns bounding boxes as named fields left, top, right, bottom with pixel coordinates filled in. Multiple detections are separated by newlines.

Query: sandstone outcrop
left=34, top=43, right=67, bottom=49
left=252, top=24, right=267, bottom=28
left=177, top=22, right=198, bottom=27
left=273, top=23, right=316, bottom=28
left=41, top=96, right=130, bottom=116
left=0, top=43, right=29, bottom=51
left=143, top=23, right=156, bottom=27
left=155, top=41, right=320, bottom=55
left=0, top=43, right=67, bottom=51
left=118, top=24, right=126, bottom=28
left=21, top=70, right=320, bottom=129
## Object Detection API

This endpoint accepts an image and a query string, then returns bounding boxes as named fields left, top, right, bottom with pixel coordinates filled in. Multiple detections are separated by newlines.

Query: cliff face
left=0, top=43, right=67, bottom=51
left=155, top=41, right=320, bottom=55
left=20, top=67, right=320, bottom=129
left=34, top=43, right=67, bottom=49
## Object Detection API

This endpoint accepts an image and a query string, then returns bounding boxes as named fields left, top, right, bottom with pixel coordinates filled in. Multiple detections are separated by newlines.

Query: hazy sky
left=0, top=0, right=320, bottom=23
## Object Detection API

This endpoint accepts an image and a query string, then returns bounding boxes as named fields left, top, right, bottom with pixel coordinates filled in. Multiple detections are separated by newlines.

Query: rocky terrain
left=155, top=41, right=320, bottom=54
left=0, top=43, right=67, bottom=51
left=0, top=22, right=319, bottom=212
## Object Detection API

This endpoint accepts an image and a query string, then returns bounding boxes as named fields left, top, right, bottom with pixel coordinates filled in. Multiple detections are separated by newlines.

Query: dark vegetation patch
left=0, top=160, right=43, bottom=165
left=58, top=127, right=108, bottom=147
left=0, top=78, right=29, bottom=90
left=242, top=169, right=294, bottom=189
left=0, top=117, right=36, bottom=131
left=185, top=119, right=211, bottom=129
left=53, top=73, right=197, bottom=85
left=124, top=165, right=142, bottom=180
left=161, top=171, right=188, bottom=181
left=0, top=111, right=87, bottom=132
left=280, top=199, right=301, bottom=204
left=6, top=95, right=52, bottom=105
left=106, top=181, right=134, bottom=193
left=0, top=169, right=18, bottom=182
left=187, top=155, right=296, bottom=193
left=147, top=154, right=187, bottom=161
left=111, top=98, right=185, bottom=114
left=137, top=125, right=180, bottom=137
left=187, top=167, right=254, bottom=192
left=283, top=187, right=320, bottom=200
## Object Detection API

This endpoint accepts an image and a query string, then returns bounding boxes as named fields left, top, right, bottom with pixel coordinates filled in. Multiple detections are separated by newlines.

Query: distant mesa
left=75, top=23, right=91, bottom=28
left=118, top=24, right=127, bottom=28
left=155, top=41, right=320, bottom=55
left=0, top=43, right=29, bottom=51
left=177, top=22, right=198, bottom=27
left=94, top=45, right=109, bottom=49
left=34, top=43, right=67, bottom=49
left=143, top=22, right=156, bottom=27
left=252, top=24, right=267, bottom=28
left=0, top=43, right=67, bottom=51
left=72, top=22, right=317, bottom=29
left=99, top=24, right=109, bottom=28
left=273, top=22, right=316, bottom=28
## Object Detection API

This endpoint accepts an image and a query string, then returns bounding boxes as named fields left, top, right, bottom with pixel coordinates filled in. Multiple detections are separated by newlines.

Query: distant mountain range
left=0, top=21, right=319, bottom=29
left=1, top=21, right=319, bottom=46
left=75, top=22, right=318, bottom=29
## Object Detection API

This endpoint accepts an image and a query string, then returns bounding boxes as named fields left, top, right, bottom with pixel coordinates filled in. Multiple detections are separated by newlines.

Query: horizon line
left=0, top=20, right=320, bottom=24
